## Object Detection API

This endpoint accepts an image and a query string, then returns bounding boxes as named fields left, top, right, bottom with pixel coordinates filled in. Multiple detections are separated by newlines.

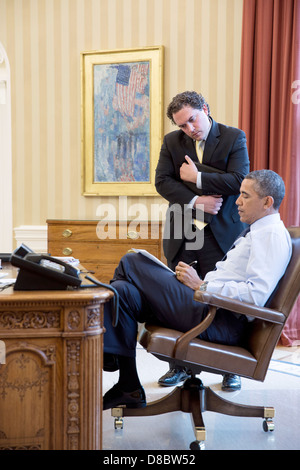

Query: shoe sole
left=103, top=400, right=146, bottom=410
left=221, top=387, right=241, bottom=392
left=158, top=377, right=191, bottom=387
left=103, top=366, right=119, bottom=372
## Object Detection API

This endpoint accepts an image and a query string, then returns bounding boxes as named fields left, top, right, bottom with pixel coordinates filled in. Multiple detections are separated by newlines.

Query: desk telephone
left=11, top=244, right=81, bottom=290
left=10, top=244, right=120, bottom=326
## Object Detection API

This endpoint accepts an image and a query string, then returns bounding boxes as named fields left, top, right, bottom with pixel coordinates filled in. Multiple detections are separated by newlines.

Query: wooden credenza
left=47, top=219, right=165, bottom=283
left=0, top=265, right=113, bottom=450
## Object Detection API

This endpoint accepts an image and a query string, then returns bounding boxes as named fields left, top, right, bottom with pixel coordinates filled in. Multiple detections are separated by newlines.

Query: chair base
left=111, top=377, right=275, bottom=449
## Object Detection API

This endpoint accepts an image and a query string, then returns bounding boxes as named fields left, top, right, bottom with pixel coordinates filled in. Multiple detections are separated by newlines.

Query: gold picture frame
left=81, top=46, right=164, bottom=196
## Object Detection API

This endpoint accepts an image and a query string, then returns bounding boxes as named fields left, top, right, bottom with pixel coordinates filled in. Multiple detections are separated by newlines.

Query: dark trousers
left=167, top=225, right=225, bottom=370
left=103, top=253, right=248, bottom=358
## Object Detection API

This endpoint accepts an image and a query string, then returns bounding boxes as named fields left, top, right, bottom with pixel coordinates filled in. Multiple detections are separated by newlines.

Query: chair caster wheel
left=114, top=417, right=124, bottom=430
left=263, top=418, right=274, bottom=432
left=190, top=440, right=205, bottom=450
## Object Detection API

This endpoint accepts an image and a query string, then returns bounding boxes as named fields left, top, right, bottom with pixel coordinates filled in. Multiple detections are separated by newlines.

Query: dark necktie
left=221, top=226, right=250, bottom=262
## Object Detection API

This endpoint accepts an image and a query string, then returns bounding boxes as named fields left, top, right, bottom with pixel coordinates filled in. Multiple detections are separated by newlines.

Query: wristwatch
left=199, top=281, right=208, bottom=292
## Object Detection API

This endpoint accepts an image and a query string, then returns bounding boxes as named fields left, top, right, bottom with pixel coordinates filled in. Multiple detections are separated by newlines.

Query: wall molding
left=14, top=225, right=48, bottom=253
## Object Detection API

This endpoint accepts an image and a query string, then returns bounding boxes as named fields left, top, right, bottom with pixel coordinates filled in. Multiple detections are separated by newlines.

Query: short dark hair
left=245, top=170, right=285, bottom=210
left=167, top=91, right=210, bottom=124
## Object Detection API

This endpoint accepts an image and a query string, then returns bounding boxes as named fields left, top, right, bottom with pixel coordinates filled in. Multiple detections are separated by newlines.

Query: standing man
left=155, top=91, right=250, bottom=390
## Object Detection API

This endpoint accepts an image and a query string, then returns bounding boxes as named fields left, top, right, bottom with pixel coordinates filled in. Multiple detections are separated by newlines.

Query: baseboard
left=14, top=225, right=48, bottom=253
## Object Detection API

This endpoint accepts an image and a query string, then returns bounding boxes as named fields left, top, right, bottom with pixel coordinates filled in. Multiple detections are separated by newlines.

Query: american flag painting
left=115, top=63, right=149, bottom=117
left=93, top=61, right=150, bottom=183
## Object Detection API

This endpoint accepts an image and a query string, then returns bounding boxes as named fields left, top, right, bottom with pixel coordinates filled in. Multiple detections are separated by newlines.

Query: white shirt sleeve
left=196, top=172, right=202, bottom=189
left=187, top=195, right=198, bottom=208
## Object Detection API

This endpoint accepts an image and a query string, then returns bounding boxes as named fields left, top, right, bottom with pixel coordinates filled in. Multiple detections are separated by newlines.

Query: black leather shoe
left=103, top=383, right=146, bottom=410
left=221, top=374, right=241, bottom=391
left=158, top=368, right=191, bottom=387
left=103, top=353, right=119, bottom=372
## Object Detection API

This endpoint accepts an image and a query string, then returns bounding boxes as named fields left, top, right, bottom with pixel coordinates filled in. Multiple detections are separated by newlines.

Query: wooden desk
left=0, top=265, right=113, bottom=450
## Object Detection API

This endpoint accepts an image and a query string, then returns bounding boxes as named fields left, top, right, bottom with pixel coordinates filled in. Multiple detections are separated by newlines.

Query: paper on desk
left=130, top=248, right=174, bottom=273
left=0, top=272, right=8, bottom=279
left=52, top=256, right=80, bottom=266
left=0, top=279, right=15, bottom=288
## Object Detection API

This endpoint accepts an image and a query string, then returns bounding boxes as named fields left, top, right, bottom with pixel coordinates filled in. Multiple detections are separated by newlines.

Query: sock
left=117, top=355, right=142, bottom=392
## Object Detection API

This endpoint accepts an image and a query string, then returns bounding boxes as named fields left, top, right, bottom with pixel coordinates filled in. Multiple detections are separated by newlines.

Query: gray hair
left=167, top=91, right=210, bottom=124
left=245, top=170, right=285, bottom=210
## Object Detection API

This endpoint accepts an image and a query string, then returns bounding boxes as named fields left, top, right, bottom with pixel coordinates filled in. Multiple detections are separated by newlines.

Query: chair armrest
left=173, top=307, right=217, bottom=360
left=194, top=290, right=286, bottom=325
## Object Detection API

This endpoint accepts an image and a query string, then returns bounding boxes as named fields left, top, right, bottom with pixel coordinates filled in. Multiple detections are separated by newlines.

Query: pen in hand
left=189, top=261, right=197, bottom=267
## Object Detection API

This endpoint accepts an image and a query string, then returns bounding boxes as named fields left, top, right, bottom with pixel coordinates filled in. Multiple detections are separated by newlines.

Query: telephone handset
left=11, top=244, right=81, bottom=290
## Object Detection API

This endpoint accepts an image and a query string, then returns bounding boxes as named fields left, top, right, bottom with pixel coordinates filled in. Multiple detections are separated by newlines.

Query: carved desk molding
left=0, top=267, right=113, bottom=450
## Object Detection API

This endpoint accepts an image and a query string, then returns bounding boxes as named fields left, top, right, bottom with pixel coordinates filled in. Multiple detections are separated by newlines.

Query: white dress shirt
left=204, top=213, right=292, bottom=308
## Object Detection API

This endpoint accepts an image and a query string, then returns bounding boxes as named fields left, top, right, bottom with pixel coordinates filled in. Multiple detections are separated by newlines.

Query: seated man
left=103, top=170, right=292, bottom=410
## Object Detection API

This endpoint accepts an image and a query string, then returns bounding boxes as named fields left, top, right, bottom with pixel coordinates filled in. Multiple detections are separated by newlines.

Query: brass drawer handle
left=62, top=229, right=72, bottom=238
left=62, top=247, right=73, bottom=256
left=127, top=230, right=138, bottom=240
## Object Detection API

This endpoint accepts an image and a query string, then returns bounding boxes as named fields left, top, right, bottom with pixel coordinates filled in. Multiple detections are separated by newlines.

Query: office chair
left=111, top=227, right=300, bottom=450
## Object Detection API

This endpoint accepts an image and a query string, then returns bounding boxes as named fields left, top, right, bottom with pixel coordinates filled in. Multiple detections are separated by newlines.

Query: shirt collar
left=250, top=213, right=281, bottom=232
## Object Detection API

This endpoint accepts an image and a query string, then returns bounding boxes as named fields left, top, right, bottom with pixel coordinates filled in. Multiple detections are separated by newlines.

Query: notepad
left=130, top=248, right=174, bottom=273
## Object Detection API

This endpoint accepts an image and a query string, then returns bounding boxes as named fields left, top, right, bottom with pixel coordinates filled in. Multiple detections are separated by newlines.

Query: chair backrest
left=264, top=227, right=300, bottom=316
left=247, top=227, right=300, bottom=380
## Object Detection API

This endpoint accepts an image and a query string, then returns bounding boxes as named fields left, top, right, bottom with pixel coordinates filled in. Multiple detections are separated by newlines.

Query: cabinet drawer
left=47, top=219, right=164, bottom=283
left=47, top=221, right=160, bottom=243
left=48, top=241, right=159, bottom=263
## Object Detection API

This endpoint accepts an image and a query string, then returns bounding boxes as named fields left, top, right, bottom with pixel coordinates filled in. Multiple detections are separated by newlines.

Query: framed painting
left=81, top=46, right=164, bottom=196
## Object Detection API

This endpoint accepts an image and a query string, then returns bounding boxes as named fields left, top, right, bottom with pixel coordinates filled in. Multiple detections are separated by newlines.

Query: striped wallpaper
left=0, top=0, right=244, bottom=230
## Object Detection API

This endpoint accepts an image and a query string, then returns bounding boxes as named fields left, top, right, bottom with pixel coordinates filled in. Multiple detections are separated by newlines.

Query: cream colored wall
left=0, top=0, right=244, bottom=230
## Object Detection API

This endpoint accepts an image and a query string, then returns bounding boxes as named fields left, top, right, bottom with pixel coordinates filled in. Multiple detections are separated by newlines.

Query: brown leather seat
left=111, top=227, right=300, bottom=450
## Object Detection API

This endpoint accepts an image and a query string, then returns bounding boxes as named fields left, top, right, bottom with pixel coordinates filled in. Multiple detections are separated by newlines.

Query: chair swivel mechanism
left=111, top=227, right=300, bottom=450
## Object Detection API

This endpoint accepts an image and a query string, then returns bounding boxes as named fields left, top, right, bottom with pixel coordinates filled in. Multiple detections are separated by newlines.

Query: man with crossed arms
left=155, top=91, right=250, bottom=389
